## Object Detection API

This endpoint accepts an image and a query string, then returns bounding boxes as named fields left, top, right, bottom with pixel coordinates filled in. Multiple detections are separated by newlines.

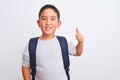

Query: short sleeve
left=22, top=44, right=30, bottom=67
left=68, top=42, right=76, bottom=55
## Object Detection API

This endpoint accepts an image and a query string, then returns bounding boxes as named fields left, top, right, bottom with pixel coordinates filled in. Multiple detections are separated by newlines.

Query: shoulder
left=28, top=37, right=39, bottom=43
left=56, top=36, right=67, bottom=40
left=29, top=37, right=39, bottom=40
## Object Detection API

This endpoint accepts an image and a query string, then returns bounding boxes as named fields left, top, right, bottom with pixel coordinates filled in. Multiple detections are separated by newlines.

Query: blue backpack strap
left=29, top=36, right=70, bottom=80
left=28, top=37, right=39, bottom=80
left=57, top=36, right=70, bottom=80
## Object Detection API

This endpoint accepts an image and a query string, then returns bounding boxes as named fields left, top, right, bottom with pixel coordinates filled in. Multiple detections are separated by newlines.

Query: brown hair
left=38, top=4, right=60, bottom=20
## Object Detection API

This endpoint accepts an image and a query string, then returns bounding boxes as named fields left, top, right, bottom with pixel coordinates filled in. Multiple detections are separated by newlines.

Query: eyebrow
left=41, top=16, right=57, bottom=18
left=51, top=16, right=57, bottom=19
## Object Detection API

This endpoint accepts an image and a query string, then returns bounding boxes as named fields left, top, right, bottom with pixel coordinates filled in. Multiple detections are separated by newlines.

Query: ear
left=37, top=20, right=40, bottom=28
left=57, top=21, right=62, bottom=28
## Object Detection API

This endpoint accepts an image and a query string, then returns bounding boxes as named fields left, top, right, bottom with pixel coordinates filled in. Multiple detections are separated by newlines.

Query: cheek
left=38, top=22, right=44, bottom=28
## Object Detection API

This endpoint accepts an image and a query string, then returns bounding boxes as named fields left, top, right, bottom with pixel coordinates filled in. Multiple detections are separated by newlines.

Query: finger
left=76, top=27, right=79, bottom=34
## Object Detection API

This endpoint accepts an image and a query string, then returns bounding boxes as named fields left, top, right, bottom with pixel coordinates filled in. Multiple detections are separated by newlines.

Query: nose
left=46, top=19, right=51, bottom=25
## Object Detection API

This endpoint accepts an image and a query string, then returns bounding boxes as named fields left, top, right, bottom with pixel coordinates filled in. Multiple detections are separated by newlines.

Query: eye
left=40, top=17, right=47, bottom=20
left=51, top=18, right=55, bottom=20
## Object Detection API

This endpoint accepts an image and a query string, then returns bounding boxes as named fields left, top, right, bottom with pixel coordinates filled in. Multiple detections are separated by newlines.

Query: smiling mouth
left=45, top=26, right=52, bottom=30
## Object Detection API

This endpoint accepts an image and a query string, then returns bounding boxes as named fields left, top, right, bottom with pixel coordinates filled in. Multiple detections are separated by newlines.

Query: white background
left=0, top=0, right=120, bottom=80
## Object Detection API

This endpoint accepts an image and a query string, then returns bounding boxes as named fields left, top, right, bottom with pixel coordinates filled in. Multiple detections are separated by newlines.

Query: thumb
left=76, top=27, right=79, bottom=34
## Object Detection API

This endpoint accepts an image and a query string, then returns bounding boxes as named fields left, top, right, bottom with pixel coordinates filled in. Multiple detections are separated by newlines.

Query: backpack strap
left=28, top=37, right=39, bottom=80
left=57, top=36, right=70, bottom=80
left=29, top=36, right=70, bottom=80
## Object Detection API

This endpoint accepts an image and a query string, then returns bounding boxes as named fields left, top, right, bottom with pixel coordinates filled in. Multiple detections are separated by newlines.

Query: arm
left=22, top=66, right=31, bottom=80
left=74, top=28, right=84, bottom=56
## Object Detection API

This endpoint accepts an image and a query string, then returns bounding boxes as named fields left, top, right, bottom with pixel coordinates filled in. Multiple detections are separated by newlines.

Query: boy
left=22, top=4, right=84, bottom=80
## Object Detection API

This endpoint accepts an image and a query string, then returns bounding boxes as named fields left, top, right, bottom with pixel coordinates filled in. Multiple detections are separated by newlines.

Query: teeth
left=45, top=26, right=51, bottom=30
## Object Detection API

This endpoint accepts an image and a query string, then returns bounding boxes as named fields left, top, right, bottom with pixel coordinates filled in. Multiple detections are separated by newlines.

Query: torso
left=35, top=37, right=67, bottom=80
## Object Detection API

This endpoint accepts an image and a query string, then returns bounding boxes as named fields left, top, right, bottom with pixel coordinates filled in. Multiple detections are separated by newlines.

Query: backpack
left=28, top=36, right=70, bottom=80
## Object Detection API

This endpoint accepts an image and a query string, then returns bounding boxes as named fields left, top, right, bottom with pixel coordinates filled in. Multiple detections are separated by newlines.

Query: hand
left=75, top=27, right=84, bottom=43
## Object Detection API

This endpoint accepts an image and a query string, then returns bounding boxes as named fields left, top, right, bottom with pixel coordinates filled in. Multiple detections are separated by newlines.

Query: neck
left=40, top=35, right=55, bottom=40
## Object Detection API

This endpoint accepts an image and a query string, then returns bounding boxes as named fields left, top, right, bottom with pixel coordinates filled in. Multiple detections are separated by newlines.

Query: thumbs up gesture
left=75, top=27, right=84, bottom=43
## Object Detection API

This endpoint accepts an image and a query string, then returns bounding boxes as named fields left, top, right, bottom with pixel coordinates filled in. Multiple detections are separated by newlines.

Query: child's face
left=37, top=8, right=61, bottom=36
